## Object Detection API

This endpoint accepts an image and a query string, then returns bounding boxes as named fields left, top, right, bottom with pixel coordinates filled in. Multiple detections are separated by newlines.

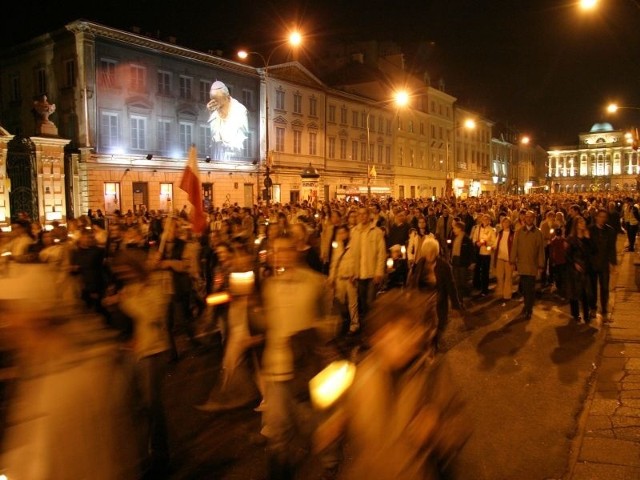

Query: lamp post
left=515, top=135, right=531, bottom=194
left=364, top=91, right=410, bottom=198
left=238, top=31, right=302, bottom=207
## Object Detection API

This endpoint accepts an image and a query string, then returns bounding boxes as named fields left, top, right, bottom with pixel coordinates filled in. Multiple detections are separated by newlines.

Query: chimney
left=351, top=53, right=364, bottom=64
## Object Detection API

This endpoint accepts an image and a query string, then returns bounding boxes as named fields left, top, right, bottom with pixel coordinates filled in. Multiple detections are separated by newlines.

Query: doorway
left=132, top=182, right=148, bottom=213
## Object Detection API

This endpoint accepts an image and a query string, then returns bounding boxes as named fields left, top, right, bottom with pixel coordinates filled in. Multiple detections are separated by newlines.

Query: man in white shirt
left=207, top=81, right=249, bottom=161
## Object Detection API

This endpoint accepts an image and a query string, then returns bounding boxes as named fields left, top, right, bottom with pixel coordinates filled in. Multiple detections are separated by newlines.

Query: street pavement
left=163, top=246, right=634, bottom=479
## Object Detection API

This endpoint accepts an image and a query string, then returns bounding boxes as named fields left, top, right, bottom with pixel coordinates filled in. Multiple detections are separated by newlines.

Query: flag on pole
left=179, top=144, right=207, bottom=234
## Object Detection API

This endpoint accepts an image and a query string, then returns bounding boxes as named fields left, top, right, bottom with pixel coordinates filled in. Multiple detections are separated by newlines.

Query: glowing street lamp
left=464, top=118, right=477, bottom=130
left=521, top=135, right=531, bottom=145
left=394, top=90, right=410, bottom=107
left=579, top=0, right=598, bottom=10
left=607, top=103, right=619, bottom=113
left=237, top=31, right=303, bottom=206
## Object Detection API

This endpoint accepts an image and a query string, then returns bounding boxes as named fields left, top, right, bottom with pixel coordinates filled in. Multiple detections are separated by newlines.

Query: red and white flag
left=179, top=144, right=207, bottom=234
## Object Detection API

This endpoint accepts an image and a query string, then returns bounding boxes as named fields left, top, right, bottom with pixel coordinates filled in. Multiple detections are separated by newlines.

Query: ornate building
left=547, top=122, right=639, bottom=193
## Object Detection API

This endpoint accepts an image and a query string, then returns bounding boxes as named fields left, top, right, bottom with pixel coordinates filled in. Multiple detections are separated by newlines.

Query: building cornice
left=65, top=20, right=259, bottom=78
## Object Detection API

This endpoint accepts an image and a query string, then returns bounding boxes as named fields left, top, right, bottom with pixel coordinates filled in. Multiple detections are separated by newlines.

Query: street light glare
left=607, top=103, right=619, bottom=114
left=521, top=136, right=531, bottom=145
left=464, top=119, right=476, bottom=130
left=289, top=31, right=302, bottom=47
left=394, top=90, right=410, bottom=107
left=579, top=0, right=598, bottom=10
left=237, top=50, right=249, bottom=60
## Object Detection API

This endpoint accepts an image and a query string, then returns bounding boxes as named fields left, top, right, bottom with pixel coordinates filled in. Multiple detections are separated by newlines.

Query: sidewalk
left=567, top=250, right=640, bottom=479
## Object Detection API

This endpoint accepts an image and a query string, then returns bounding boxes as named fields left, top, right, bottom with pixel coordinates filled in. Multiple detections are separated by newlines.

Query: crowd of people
left=0, top=190, right=632, bottom=479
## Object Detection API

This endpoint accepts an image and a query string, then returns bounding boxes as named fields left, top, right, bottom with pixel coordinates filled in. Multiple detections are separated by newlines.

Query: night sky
left=2, top=0, right=640, bottom=148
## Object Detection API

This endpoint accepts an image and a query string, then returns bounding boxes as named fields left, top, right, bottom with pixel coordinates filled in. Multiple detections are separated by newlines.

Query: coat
left=588, top=224, right=617, bottom=271
left=510, top=226, right=545, bottom=276
left=349, top=223, right=387, bottom=280
left=565, top=236, right=594, bottom=301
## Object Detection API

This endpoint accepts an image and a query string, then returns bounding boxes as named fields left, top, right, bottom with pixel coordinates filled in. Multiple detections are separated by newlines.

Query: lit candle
left=229, top=271, right=255, bottom=295
left=487, top=246, right=492, bottom=251
left=309, top=360, right=356, bottom=410
left=386, top=258, right=394, bottom=269
left=550, top=228, right=555, bottom=234
left=400, top=245, right=407, bottom=258
left=331, top=241, right=339, bottom=249
left=447, top=239, right=452, bottom=244
left=206, top=291, right=231, bottom=306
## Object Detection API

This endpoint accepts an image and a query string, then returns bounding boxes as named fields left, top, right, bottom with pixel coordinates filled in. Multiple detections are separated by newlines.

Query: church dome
left=590, top=122, right=614, bottom=133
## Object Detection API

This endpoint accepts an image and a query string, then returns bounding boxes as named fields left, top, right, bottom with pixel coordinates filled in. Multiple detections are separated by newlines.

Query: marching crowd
left=0, top=190, right=633, bottom=479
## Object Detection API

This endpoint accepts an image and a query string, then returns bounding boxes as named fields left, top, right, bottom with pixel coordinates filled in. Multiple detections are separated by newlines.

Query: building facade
left=547, top=122, right=639, bottom=193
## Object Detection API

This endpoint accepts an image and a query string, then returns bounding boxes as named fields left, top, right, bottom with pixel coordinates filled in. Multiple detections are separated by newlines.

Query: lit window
left=100, top=112, right=119, bottom=150
left=130, top=65, right=146, bottom=91
left=130, top=116, right=147, bottom=151
left=158, top=71, right=172, bottom=96
left=275, top=127, right=285, bottom=152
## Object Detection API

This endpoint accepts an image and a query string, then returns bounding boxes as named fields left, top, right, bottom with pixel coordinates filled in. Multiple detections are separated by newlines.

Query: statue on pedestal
left=32, top=94, right=58, bottom=136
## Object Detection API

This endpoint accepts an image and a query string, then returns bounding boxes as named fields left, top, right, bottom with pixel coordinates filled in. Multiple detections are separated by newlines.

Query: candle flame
left=309, top=360, right=356, bottom=410
left=206, top=292, right=231, bottom=306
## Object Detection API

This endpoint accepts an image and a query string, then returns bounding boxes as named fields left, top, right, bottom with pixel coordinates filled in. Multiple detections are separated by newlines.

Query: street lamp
left=237, top=30, right=303, bottom=206
left=579, top=0, right=598, bottom=10
left=515, top=135, right=531, bottom=194
left=446, top=118, right=477, bottom=196
left=607, top=103, right=640, bottom=114
left=365, top=90, right=410, bottom=198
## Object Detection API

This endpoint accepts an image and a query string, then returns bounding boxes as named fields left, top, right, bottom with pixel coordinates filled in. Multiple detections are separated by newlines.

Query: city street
left=162, top=268, right=616, bottom=479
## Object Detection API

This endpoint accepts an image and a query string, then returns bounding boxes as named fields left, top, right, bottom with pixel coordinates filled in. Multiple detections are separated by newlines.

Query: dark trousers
left=452, top=265, right=471, bottom=299
left=627, top=224, right=638, bottom=251
left=520, top=275, right=536, bottom=315
left=542, top=246, right=550, bottom=285
left=589, top=269, right=610, bottom=314
left=357, top=278, right=377, bottom=323
left=551, top=263, right=567, bottom=299
left=477, top=254, right=491, bottom=294
left=570, top=293, right=590, bottom=321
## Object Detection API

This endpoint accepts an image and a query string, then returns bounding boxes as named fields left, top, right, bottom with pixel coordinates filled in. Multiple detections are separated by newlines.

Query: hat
left=210, top=81, right=230, bottom=96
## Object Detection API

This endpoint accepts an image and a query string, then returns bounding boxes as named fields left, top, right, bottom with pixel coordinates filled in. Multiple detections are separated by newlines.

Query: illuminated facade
left=547, top=123, right=639, bottom=192
left=453, top=107, right=494, bottom=197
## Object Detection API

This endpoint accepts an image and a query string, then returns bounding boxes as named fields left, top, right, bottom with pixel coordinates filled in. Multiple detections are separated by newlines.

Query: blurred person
left=494, top=217, right=515, bottom=303
left=0, top=262, right=139, bottom=480
left=351, top=206, right=387, bottom=322
left=260, top=234, right=336, bottom=479
left=407, top=237, right=462, bottom=351
left=407, top=216, right=431, bottom=268
left=386, top=209, right=411, bottom=249
left=435, top=208, right=453, bottom=255
left=328, top=225, right=360, bottom=335
left=607, top=201, right=623, bottom=235
left=588, top=209, right=617, bottom=321
left=549, top=227, right=568, bottom=299
left=6, top=222, right=34, bottom=257
left=566, top=216, right=595, bottom=324
left=385, top=244, right=409, bottom=290
left=313, top=290, right=470, bottom=480
left=622, top=197, right=640, bottom=252
left=510, top=210, right=545, bottom=320
left=320, top=209, right=342, bottom=274
left=449, top=221, right=476, bottom=300
left=105, top=249, right=173, bottom=477
left=290, top=222, right=324, bottom=273
left=539, top=210, right=556, bottom=286
left=70, top=228, right=108, bottom=317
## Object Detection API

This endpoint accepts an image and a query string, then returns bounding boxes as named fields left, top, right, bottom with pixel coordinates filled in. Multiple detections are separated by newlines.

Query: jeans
left=357, top=278, right=377, bottom=323
left=589, top=269, right=610, bottom=314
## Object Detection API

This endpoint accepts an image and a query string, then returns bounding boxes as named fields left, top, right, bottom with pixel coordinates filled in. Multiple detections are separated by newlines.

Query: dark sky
left=3, top=0, right=640, bottom=147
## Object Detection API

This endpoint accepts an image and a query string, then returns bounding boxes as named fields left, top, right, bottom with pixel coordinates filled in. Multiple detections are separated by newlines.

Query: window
left=361, top=112, right=367, bottom=129
left=243, top=130, right=254, bottom=158
left=130, top=116, right=147, bottom=151
left=340, top=106, right=348, bottom=124
left=408, top=121, right=414, bottom=133
left=100, top=59, right=117, bottom=87
left=361, top=143, right=367, bottom=162
left=351, top=140, right=358, bottom=161
left=64, top=59, right=76, bottom=88
left=328, top=105, right=336, bottom=123
left=431, top=125, right=436, bottom=138
left=386, top=119, right=392, bottom=135
left=340, top=139, right=347, bottom=160
left=378, top=117, right=384, bottom=133
left=293, top=93, right=302, bottom=114
left=409, top=148, right=414, bottom=167
left=9, top=74, right=20, bottom=102
left=385, top=146, right=391, bottom=165
left=158, top=71, right=172, bottom=96
left=397, top=118, right=403, bottom=131
left=309, top=97, right=317, bottom=117
left=369, top=143, right=374, bottom=162
left=179, top=122, right=193, bottom=153
left=179, top=75, right=192, bottom=99
left=430, top=100, right=436, bottom=112
left=293, top=130, right=302, bottom=154
left=410, top=186, right=416, bottom=198
left=198, top=124, right=211, bottom=155
left=399, top=146, right=404, bottom=166
left=159, top=183, right=173, bottom=212
left=242, top=89, right=253, bottom=109
left=100, top=112, right=119, bottom=150
left=352, top=111, right=359, bottom=127
left=275, top=127, right=285, bottom=152
left=130, top=65, right=146, bottom=91
left=275, top=90, right=285, bottom=110
left=104, top=182, right=121, bottom=214
left=157, top=120, right=171, bottom=153
left=199, top=80, right=211, bottom=103
left=439, top=126, right=443, bottom=139
left=309, top=132, right=317, bottom=155
left=35, top=67, right=46, bottom=95
left=399, top=185, right=405, bottom=199
left=328, top=137, right=336, bottom=159
left=369, top=115, right=375, bottom=130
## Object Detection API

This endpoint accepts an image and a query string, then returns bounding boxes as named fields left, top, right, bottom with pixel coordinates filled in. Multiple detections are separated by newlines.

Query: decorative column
left=0, top=126, right=13, bottom=227
left=31, top=136, right=72, bottom=225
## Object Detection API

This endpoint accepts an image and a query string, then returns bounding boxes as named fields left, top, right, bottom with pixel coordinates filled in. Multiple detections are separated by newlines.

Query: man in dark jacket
left=588, top=209, right=617, bottom=321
